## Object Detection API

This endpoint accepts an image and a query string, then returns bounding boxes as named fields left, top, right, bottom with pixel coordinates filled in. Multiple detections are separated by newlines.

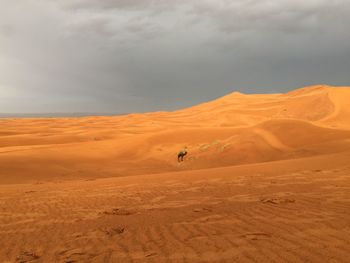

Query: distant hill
left=0, top=112, right=124, bottom=118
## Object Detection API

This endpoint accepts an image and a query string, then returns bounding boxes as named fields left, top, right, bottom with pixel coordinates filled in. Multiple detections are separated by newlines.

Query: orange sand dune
left=0, top=85, right=350, bottom=262
left=0, top=85, right=349, bottom=184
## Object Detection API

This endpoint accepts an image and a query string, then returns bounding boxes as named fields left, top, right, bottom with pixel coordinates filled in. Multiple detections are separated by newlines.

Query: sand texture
left=0, top=85, right=350, bottom=262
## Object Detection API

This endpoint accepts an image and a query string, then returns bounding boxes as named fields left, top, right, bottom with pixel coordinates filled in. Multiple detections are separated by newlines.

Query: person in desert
left=177, top=147, right=188, bottom=162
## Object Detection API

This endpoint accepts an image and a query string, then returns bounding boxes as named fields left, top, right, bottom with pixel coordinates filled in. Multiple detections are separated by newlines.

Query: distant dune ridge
left=0, top=84, right=349, bottom=184
left=1, top=85, right=350, bottom=262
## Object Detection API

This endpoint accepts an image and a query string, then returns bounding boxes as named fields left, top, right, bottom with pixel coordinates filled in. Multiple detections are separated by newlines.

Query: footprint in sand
left=102, top=208, right=135, bottom=216
left=259, top=197, right=295, bottom=204
left=193, top=207, right=213, bottom=213
left=103, top=226, right=125, bottom=236
left=60, top=248, right=92, bottom=263
left=16, top=251, right=40, bottom=263
left=24, top=191, right=37, bottom=194
left=241, top=232, right=271, bottom=241
left=145, top=252, right=158, bottom=258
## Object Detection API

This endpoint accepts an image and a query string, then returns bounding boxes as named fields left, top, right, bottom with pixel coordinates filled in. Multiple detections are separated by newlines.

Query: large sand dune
left=0, top=85, right=350, bottom=262
left=0, top=85, right=349, bottom=184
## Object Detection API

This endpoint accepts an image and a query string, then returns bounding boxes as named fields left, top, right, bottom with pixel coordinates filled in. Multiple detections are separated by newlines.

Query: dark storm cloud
left=57, top=0, right=181, bottom=12
left=190, top=0, right=350, bottom=33
left=0, top=0, right=350, bottom=114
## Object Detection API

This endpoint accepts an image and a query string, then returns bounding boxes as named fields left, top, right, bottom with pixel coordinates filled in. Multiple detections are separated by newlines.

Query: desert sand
left=0, top=85, right=350, bottom=262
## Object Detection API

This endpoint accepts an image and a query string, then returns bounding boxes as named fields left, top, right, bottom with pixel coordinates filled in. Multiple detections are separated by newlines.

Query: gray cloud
left=0, top=24, right=14, bottom=37
left=56, top=0, right=182, bottom=12
left=190, top=0, right=346, bottom=33
left=0, top=0, right=350, bottom=114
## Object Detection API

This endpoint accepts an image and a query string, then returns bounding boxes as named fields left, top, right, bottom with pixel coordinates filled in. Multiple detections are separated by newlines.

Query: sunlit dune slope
left=0, top=85, right=349, bottom=183
left=175, top=85, right=346, bottom=127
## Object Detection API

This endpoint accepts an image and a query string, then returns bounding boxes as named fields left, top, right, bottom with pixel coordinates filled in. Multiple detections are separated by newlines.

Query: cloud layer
left=1, top=0, right=350, bottom=113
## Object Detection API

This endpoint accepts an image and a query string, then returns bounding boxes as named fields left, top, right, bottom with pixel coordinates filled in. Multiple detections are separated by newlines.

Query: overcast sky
left=1, top=0, right=350, bottom=114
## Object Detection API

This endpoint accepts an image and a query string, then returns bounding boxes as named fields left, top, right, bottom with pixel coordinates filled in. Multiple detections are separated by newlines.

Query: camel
left=177, top=149, right=188, bottom=162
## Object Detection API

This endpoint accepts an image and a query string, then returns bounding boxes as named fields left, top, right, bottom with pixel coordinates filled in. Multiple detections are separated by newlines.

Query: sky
left=1, top=0, right=350, bottom=114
